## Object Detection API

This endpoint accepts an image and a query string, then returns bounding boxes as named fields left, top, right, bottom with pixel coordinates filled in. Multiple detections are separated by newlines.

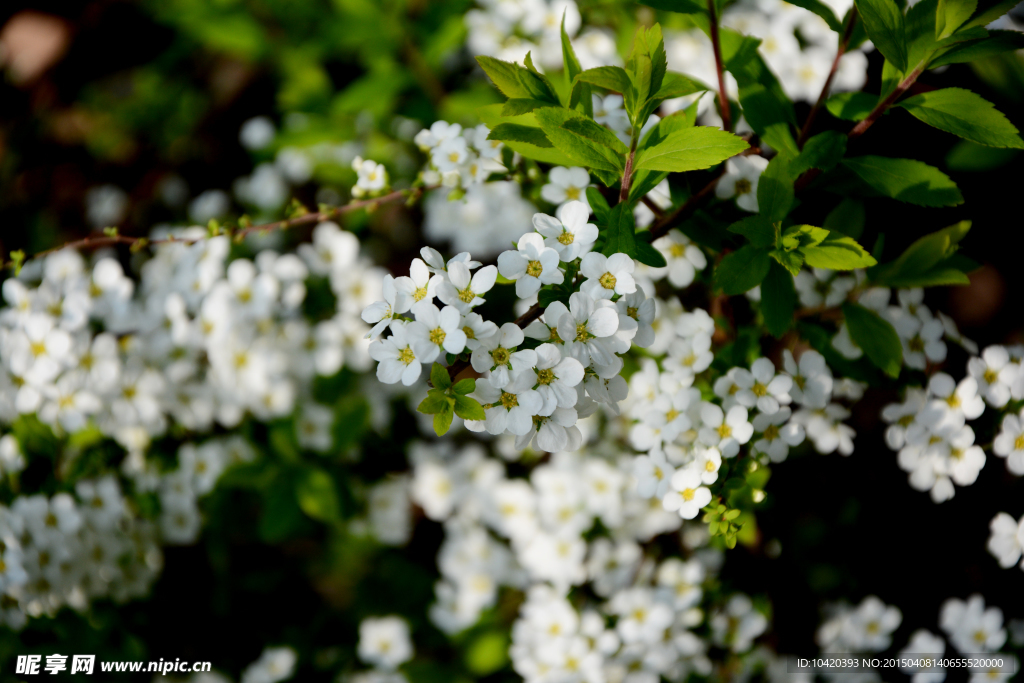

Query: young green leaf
left=869, top=221, right=972, bottom=286
left=715, top=246, right=772, bottom=295
left=786, top=0, right=843, bottom=29
left=782, top=224, right=829, bottom=251
left=634, top=240, right=668, bottom=268
left=792, top=131, right=847, bottom=175
left=728, top=215, right=775, bottom=249
left=738, top=81, right=799, bottom=156
left=945, top=139, right=1019, bottom=171
left=601, top=203, right=638, bottom=258
left=936, top=0, right=977, bottom=38
left=587, top=187, right=611, bottom=225
left=757, top=154, right=796, bottom=223
left=842, top=302, right=903, bottom=377
left=295, top=467, right=341, bottom=522
left=418, top=390, right=449, bottom=414
left=433, top=401, right=455, bottom=436
left=634, top=127, right=749, bottom=172
left=930, top=29, right=1024, bottom=67
left=534, top=107, right=626, bottom=173
left=654, top=72, right=708, bottom=99
left=475, top=56, right=534, bottom=98
left=430, top=362, right=452, bottom=391
left=501, top=98, right=550, bottom=116
left=826, top=92, right=877, bottom=121
left=453, top=378, right=476, bottom=395
left=578, top=66, right=633, bottom=94
left=897, top=88, right=1024, bottom=149
left=840, top=156, right=963, bottom=207
left=855, top=0, right=908, bottom=72
left=454, top=395, right=486, bottom=421
left=637, top=0, right=707, bottom=14
left=771, top=248, right=805, bottom=276
left=761, top=259, right=797, bottom=337
left=802, top=233, right=878, bottom=270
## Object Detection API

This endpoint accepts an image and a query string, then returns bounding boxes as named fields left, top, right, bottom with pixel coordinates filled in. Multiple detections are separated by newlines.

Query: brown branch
left=707, top=0, right=732, bottom=133
left=797, top=7, right=859, bottom=148
left=12, top=187, right=427, bottom=269
left=641, top=195, right=666, bottom=218
left=847, top=61, right=928, bottom=142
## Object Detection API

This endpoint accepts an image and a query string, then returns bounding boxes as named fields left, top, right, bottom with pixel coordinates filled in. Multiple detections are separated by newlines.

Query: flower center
left=500, top=392, right=519, bottom=409
left=599, top=272, right=617, bottom=290
left=398, top=347, right=416, bottom=365
left=413, top=285, right=428, bottom=301
left=458, top=288, right=476, bottom=303
left=558, top=231, right=574, bottom=245
left=627, top=306, right=638, bottom=319
left=463, top=326, right=475, bottom=340
left=717, top=423, right=732, bottom=439
left=565, top=186, right=581, bottom=200
left=665, top=408, right=680, bottom=422
left=429, top=327, right=446, bottom=345
left=536, top=368, right=555, bottom=385
left=491, top=347, right=510, bottom=366
left=752, top=382, right=768, bottom=397
left=705, top=460, right=716, bottom=472
left=681, top=488, right=695, bottom=501
left=763, top=424, right=779, bottom=441
left=909, top=336, right=925, bottom=352
left=946, top=394, right=961, bottom=408
left=526, top=260, right=543, bottom=277
left=575, top=323, right=592, bottom=342
left=1015, top=434, right=1024, bottom=451
left=549, top=327, right=564, bottom=344
left=670, top=243, right=686, bottom=258
left=448, top=152, right=460, bottom=163
left=735, top=178, right=752, bottom=195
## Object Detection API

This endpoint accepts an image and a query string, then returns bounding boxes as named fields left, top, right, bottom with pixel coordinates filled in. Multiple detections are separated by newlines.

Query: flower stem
left=797, top=7, right=859, bottom=148
left=707, top=0, right=732, bottom=134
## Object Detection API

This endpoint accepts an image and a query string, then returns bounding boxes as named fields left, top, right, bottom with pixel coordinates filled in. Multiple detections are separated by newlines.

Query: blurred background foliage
left=2, top=1, right=1024, bottom=682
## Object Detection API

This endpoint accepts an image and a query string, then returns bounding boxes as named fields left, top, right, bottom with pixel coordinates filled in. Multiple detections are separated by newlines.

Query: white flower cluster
left=405, top=438, right=773, bottom=682
left=415, top=121, right=505, bottom=191
left=465, top=0, right=619, bottom=71
left=0, top=478, right=161, bottom=629
left=987, top=511, right=1024, bottom=571
left=160, top=645, right=297, bottom=683
left=817, top=596, right=903, bottom=654
left=356, top=615, right=414, bottom=679
left=364, top=200, right=659, bottom=452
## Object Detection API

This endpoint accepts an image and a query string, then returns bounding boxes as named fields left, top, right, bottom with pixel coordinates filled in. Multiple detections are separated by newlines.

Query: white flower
left=474, top=372, right=543, bottom=436
left=715, top=156, right=769, bottom=212
left=497, top=233, right=565, bottom=298
left=358, top=616, right=414, bottom=670
left=351, top=156, right=388, bottom=197
left=548, top=294, right=618, bottom=369
left=437, top=262, right=497, bottom=313
left=634, top=450, right=676, bottom=499
left=732, top=357, right=793, bottom=414
left=368, top=321, right=434, bottom=386
left=515, top=409, right=583, bottom=453
left=752, top=408, right=805, bottom=462
left=411, top=302, right=467, bottom=356
left=580, top=252, right=636, bottom=300
left=782, top=349, right=833, bottom=409
left=928, top=373, right=985, bottom=428
left=699, top=403, right=754, bottom=457
left=899, top=630, right=946, bottom=683
left=665, top=334, right=714, bottom=377
left=541, top=166, right=590, bottom=209
left=459, top=312, right=497, bottom=351
left=902, top=315, right=947, bottom=369
left=470, top=322, right=536, bottom=389
left=711, top=594, right=768, bottom=652
left=794, top=269, right=856, bottom=308
left=615, top=287, right=656, bottom=348
left=533, top=201, right=598, bottom=262
left=940, top=595, right=1006, bottom=654
left=431, top=135, right=469, bottom=172
left=394, top=258, right=441, bottom=307
left=993, top=408, right=1024, bottom=475
left=240, top=647, right=297, bottom=683
left=532, top=343, right=584, bottom=415
left=663, top=471, right=712, bottom=518
left=361, top=274, right=413, bottom=339
left=987, top=512, right=1024, bottom=569
left=842, top=596, right=902, bottom=651
left=651, top=230, right=708, bottom=288
left=968, top=345, right=1015, bottom=408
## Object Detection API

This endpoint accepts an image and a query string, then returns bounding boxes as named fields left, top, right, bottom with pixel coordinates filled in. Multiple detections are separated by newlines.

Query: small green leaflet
left=826, top=92, right=876, bottom=121
left=715, top=245, right=771, bottom=295
left=868, top=220, right=973, bottom=287
left=601, top=203, right=637, bottom=258
left=634, top=240, right=668, bottom=268
left=842, top=302, right=903, bottom=377
left=897, top=88, right=1024, bottom=149
left=578, top=66, right=632, bottom=94
left=533, top=107, right=626, bottom=173
left=936, top=0, right=976, bottom=38
left=792, top=131, right=847, bottom=175
left=786, top=0, right=843, bottom=29
left=802, top=233, right=877, bottom=270
left=488, top=123, right=553, bottom=148
left=295, top=467, right=341, bottom=522
left=855, top=0, right=908, bottom=72
left=475, top=56, right=534, bottom=99
left=760, top=260, right=797, bottom=338
left=728, top=215, right=774, bottom=249
left=930, top=30, right=1024, bottom=67
left=756, top=154, right=795, bottom=223
left=634, top=127, right=749, bottom=173
left=840, top=156, right=963, bottom=207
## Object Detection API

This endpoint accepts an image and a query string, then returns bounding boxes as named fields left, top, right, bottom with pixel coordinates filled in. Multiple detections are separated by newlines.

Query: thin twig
left=641, top=196, right=666, bottom=218
left=797, top=7, right=859, bottom=148
left=707, top=0, right=732, bottom=133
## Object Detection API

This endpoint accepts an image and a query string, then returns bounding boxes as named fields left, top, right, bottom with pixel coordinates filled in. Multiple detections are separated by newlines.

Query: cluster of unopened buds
left=362, top=200, right=652, bottom=452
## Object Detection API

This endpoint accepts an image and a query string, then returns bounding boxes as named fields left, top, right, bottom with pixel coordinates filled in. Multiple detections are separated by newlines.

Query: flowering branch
left=797, top=7, right=859, bottom=148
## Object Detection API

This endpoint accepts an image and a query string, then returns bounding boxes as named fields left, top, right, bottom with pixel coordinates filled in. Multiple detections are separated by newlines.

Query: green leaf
left=654, top=71, right=707, bottom=99
left=453, top=378, right=476, bottom=395
left=487, top=123, right=553, bottom=147
left=433, top=400, right=455, bottom=436
left=826, top=91, right=877, bottom=121
left=602, top=202, right=638, bottom=257
left=946, top=139, right=1019, bottom=170
left=431, top=362, right=452, bottom=391
left=465, top=631, right=509, bottom=676
left=840, top=156, right=963, bottom=207
left=628, top=170, right=670, bottom=204
left=802, top=233, right=878, bottom=270
left=475, top=56, right=533, bottom=99
left=771, top=248, right=805, bottom=276
left=842, top=302, right=903, bottom=377
left=478, top=108, right=578, bottom=166
left=454, top=395, right=486, bottom=421
left=782, top=224, right=829, bottom=250
left=869, top=220, right=972, bottom=286
left=738, top=81, right=799, bottom=155
left=538, top=287, right=571, bottom=308
left=561, top=15, right=583, bottom=86
left=824, top=198, right=865, bottom=239
left=637, top=0, right=706, bottom=13
left=757, top=154, right=796, bottom=223
left=587, top=187, right=611, bottom=224
left=634, top=126, right=749, bottom=172
left=295, top=467, right=341, bottom=522
left=855, top=0, right=908, bottom=71
left=787, top=0, right=843, bottom=30
left=930, top=29, right=1024, bottom=66
left=897, top=88, right=1024, bottom=149
left=936, top=0, right=977, bottom=37
left=520, top=52, right=560, bottom=103
left=716, top=245, right=772, bottom=295
left=634, top=240, right=668, bottom=268
left=561, top=117, right=631, bottom=155
left=579, top=66, right=633, bottom=93
left=501, top=98, right=549, bottom=116
left=761, top=260, right=797, bottom=337
left=534, top=107, right=626, bottom=172
left=793, top=131, right=847, bottom=175
left=965, top=0, right=1019, bottom=28
left=728, top=215, right=775, bottom=249
left=418, top=390, right=449, bottom=414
